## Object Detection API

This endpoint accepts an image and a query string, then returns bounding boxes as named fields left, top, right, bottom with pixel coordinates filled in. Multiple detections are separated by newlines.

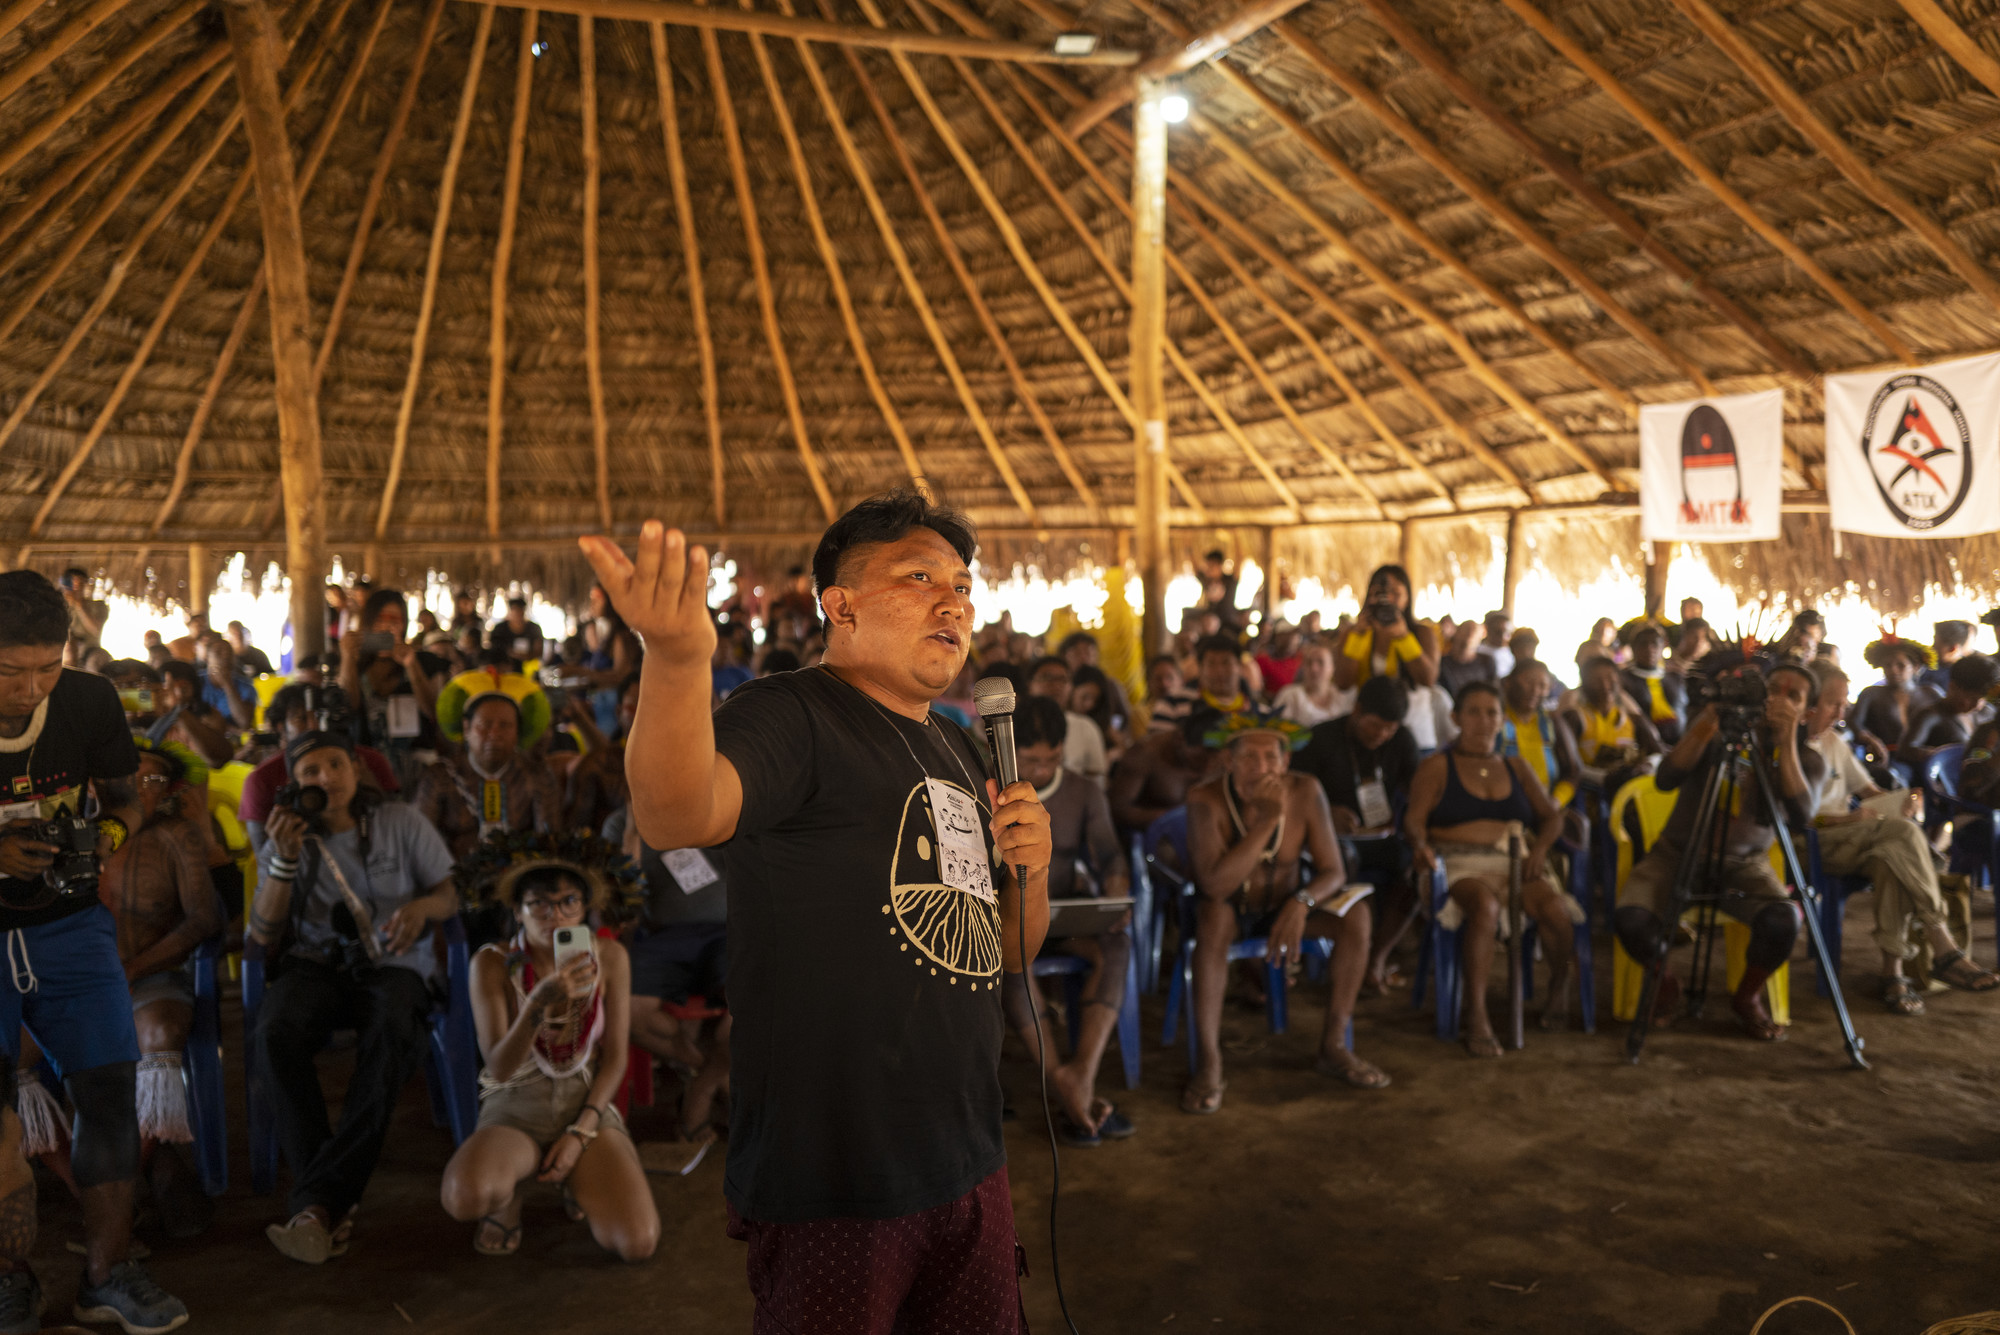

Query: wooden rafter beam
left=648, top=23, right=725, bottom=527
left=452, top=0, right=1135, bottom=60
left=1888, top=0, right=2000, bottom=101
left=489, top=7, right=536, bottom=551
left=1063, top=0, right=1313, bottom=135
left=0, top=0, right=129, bottom=110
left=1664, top=0, right=2000, bottom=314
left=772, top=0, right=1039, bottom=522
left=1348, top=0, right=1814, bottom=381
left=580, top=14, right=612, bottom=531
left=702, top=25, right=838, bottom=523
left=1497, top=0, right=1911, bottom=364
left=374, top=1, right=493, bottom=539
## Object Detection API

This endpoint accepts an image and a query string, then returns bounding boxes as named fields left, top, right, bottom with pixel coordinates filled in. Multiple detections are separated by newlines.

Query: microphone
left=972, top=676, right=1020, bottom=789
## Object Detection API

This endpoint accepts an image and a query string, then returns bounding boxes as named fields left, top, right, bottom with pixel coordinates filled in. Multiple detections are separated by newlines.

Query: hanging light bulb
left=1160, top=92, right=1190, bottom=123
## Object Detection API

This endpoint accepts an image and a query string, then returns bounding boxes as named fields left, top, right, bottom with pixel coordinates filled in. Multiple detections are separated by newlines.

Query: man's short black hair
left=1454, top=680, right=1503, bottom=710
left=267, top=682, right=314, bottom=726
left=1935, top=620, right=1974, bottom=651
left=977, top=661, right=1024, bottom=691
left=1017, top=695, right=1068, bottom=750
left=1194, top=634, right=1239, bottom=663
left=1057, top=631, right=1098, bottom=654
left=1948, top=652, right=2000, bottom=696
left=360, top=588, right=407, bottom=629
left=811, top=488, right=978, bottom=622
left=0, top=570, right=71, bottom=649
left=1767, top=662, right=1817, bottom=697
left=160, top=659, right=199, bottom=686
left=1147, top=653, right=1180, bottom=673
left=106, top=659, right=160, bottom=683
left=1029, top=655, right=1070, bottom=679
left=1202, top=549, right=1226, bottom=564
left=1355, top=675, right=1408, bottom=722
left=507, top=595, right=528, bottom=608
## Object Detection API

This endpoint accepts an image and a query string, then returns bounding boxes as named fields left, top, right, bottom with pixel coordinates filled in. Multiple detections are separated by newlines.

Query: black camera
left=1368, top=601, right=1400, bottom=626
left=1698, top=662, right=1768, bottom=737
left=272, top=782, right=330, bottom=821
left=2, top=810, right=101, bottom=909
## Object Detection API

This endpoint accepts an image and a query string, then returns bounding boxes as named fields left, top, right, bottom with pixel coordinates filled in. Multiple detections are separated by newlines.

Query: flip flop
left=473, top=1214, right=522, bottom=1257
left=1932, top=949, right=2000, bottom=993
left=1882, top=975, right=1926, bottom=1016
left=1315, top=1051, right=1392, bottom=1089
left=1179, top=1080, right=1226, bottom=1116
left=1463, top=1032, right=1503, bottom=1060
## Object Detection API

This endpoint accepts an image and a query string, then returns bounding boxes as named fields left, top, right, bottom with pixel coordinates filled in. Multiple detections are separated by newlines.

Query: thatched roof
left=2, top=0, right=1998, bottom=606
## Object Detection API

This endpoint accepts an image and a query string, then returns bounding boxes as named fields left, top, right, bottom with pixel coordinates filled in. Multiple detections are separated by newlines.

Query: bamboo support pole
left=702, top=26, right=838, bottom=523
left=648, top=24, right=726, bottom=526
left=1889, top=0, right=2000, bottom=100
left=580, top=15, right=613, bottom=530
left=1064, top=0, right=1313, bottom=132
left=187, top=543, right=211, bottom=616
left=374, top=2, right=494, bottom=540
left=1502, top=509, right=1525, bottom=619
left=1643, top=540, right=1670, bottom=619
left=489, top=8, right=536, bottom=554
left=0, top=0, right=129, bottom=111
left=1132, top=80, right=1171, bottom=658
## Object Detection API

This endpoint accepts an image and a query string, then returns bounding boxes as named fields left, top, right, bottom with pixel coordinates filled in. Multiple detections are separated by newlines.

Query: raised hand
left=577, top=522, right=717, bottom=669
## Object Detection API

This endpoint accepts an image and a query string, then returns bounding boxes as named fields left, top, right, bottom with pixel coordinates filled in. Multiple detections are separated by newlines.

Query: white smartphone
left=552, top=926, right=596, bottom=969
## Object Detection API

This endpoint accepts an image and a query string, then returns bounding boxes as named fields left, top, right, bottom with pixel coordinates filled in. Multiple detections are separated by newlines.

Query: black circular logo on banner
left=1678, top=403, right=1745, bottom=525
left=1859, top=374, right=1973, bottom=531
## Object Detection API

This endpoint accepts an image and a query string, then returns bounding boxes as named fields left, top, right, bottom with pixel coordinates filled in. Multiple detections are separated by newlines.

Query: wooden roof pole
left=1888, top=0, right=2000, bottom=100
left=1131, top=79, right=1171, bottom=657
left=1064, top=0, right=1313, bottom=135
left=647, top=24, right=726, bottom=527
left=373, top=2, right=494, bottom=540
left=1348, top=0, right=1812, bottom=381
left=314, top=0, right=452, bottom=391
left=743, top=20, right=937, bottom=506
left=453, top=0, right=1138, bottom=62
left=488, top=7, right=537, bottom=557
left=770, top=2, right=1040, bottom=521
left=1664, top=0, right=2000, bottom=312
left=221, top=0, right=328, bottom=661
left=151, top=0, right=395, bottom=537
left=829, top=41, right=1103, bottom=517
left=1191, top=113, right=1609, bottom=486
left=1496, top=0, right=1911, bottom=363
left=0, top=0, right=45, bottom=44
left=580, top=15, right=612, bottom=531
left=919, top=42, right=1309, bottom=514
left=0, top=0, right=207, bottom=182
left=701, top=27, right=838, bottom=523
left=0, top=0, right=131, bottom=110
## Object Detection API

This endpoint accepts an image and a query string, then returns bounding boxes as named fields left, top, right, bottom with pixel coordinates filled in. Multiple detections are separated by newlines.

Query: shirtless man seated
left=1182, top=711, right=1386, bottom=1114
left=1108, top=717, right=1215, bottom=840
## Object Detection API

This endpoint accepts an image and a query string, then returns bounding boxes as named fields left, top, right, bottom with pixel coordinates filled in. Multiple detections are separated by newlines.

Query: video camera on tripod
left=1693, top=660, right=1768, bottom=741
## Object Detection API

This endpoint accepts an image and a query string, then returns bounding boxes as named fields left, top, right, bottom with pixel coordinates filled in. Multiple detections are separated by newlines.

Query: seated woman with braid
left=1404, top=682, right=1578, bottom=1057
left=440, top=836, right=657, bottom=1262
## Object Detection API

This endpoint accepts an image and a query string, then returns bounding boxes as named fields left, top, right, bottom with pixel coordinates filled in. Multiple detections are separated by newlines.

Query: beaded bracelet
left=268, top=857, right=298, bottom=881
left=562, top=1122, right=599, bottom=1144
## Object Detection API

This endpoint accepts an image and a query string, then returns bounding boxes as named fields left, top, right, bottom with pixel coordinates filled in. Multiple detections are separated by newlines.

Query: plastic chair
left=1159, top=879, right=1346, bottom=1071
left=1410, top=864, right=1461, bottom=1039
left=1137, top=808, right=1190, bottom=993
left=251, top=673, right=288, bottom=728
left=1607, top=776, right=1790, bottom=1024
left=1030, top=945, right=1142, bottom=1091
left=1802, top=826, right=1870, bottom=998
left=1921, top=743, right=2000, bottom=955
left=242, top=917, right=480, bottom=1195
left=183, top=936, right=228, bottom=1196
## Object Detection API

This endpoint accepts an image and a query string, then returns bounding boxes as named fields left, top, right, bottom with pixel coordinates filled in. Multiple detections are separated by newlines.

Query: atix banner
left=1639, top=389, right=1784, bottom=542
left=1825, top=350, right=2000, bottom=539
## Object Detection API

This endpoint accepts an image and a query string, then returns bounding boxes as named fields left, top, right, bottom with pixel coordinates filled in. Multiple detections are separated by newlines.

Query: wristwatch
left=1292, top=889, right=1317, bottom=910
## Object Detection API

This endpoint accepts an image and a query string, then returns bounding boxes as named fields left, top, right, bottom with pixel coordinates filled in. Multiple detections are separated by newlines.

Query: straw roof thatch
left=2, top=0, right=1998, bottom=605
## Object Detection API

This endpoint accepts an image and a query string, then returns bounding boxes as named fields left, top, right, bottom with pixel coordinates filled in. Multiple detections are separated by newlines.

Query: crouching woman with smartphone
left=441, top=837, right=658, bottom=1260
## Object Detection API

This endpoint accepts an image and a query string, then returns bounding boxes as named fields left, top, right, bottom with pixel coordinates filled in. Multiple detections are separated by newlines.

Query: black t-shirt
left=1292, top=714, right=1420, bottom=820
left=486, top=620, right=544, bottom=663
left=0, top=669, right=140, bottom=929
left=712, top=667, right=1006, bottom=1223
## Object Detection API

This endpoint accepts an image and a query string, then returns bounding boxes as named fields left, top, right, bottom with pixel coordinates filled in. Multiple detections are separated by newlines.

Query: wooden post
left=1258, top=526, right=1278, bottom=625
left=222, top=0, right=325, bottom=660
left=1644, top=542, right=1670, bottom=620
left=1501, top=510, right=1525, bottom=620
left=1398, top=521, right=1418, bottom=598
left=187, top=543, right=211, bottom=618
left=1131, top=78, right=1170, bottom=660
left=489, top=7, right=534, bottom=559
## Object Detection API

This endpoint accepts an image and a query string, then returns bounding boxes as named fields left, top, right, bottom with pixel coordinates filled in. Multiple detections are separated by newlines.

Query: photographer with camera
left=249, top=731, right=459, bottom=1266
left=1333, top=565, right=1441, bottom=750
left=336, top=589, right=444, bottom=794
left=1611, top=655, right=1824, bottom=1043
left=239, top=681, right=399, bottom=861
left=0, top=570, right=189, bottom=1334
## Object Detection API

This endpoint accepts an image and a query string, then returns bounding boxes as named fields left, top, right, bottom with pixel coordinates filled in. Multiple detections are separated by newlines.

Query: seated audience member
left=449, top=588, right=485, bottom=638
left=194, top=633, right=257, bottom=728
left=415, top=682, right=562, bottom=862
left=440, top=839, right=657, bottom=1261
left=1671, top=617, right=1713, bottom=668
left=1764, top=610, right=1826, bottom=668
left=1292, top=677, right=1420, bottom=993
left=1003, top=700, right=1135, bottom=1144
left=1563, top=656, right=1663, bottom=793
left=1621, top=625, right=1686, bottom=745
left=166, top=611, right=207, bottom=664
left=1255, top=622, right=1304, bottom=693
left=1144, top=654, right=1198, bottom=733
left=241, top=682, right=399, bottom=859
left=1334, top=565, right=1439, bottom=698
left=1182, top=712, right=1386, bottom=1114
left=1894, top=653, right=2000, bottom=771
left=1439, top=619, right=1497, bottom=700
left=154, top=660, right=237, bottom=767
left=251, top=733, right=461, bottom=1263
left=1479, top=610, right=1515, bottom=679
left=339, top=589, right=445, bottom=793
left=1575, top=617, right=1625, bottom=671
left=59, top=568, right=110, bottom=666
left=1404, top=682, right=1577, bottom=1054
left=566, top=675, right=639, bottom=836
left=1272, top=639, right=1350, bottom=728
left=1922, top=620, right=1975, bottom=695
left=1181, top=635, right=1253, bottom=736
left=487, top=597, right=545, bottom=667
left=1061, top=633, right=1132, bottom=728
left=1609, top=655, right=1821, bottom=1043
left=1109, top=717, right=1214, bottom=837
left=226, top=621, right=276, bottom=678
left=1806, top=668, right=1997, bottom=1012
left=1499, top=660, right=1583, bottom=810
left=1850, top=635, right=1941, bottom=757
left=1068, top=664, right=1127, bottom=756
left=1027, top=657, right=1110, bottom=787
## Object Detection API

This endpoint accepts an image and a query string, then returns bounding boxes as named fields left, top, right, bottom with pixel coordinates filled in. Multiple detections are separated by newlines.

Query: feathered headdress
left=131, top=733, right=209, bottom=790
left=1862, top=630, right=1936, bottom=671
left=1202, top=706, right=1313, bottom=753
left=453, top=830, right=643, bottom=920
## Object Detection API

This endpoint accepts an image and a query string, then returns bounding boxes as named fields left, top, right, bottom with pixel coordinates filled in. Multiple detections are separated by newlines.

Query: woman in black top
left=1403, top=682, right=1571, bottom=1057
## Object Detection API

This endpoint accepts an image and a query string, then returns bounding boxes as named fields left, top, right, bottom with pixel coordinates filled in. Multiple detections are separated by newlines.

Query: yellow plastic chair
left=208, top=763, right=260, bottom=981
left=1609, top=775, right=1789, bottom=1024
left=251, top=673, right=287, bottom=728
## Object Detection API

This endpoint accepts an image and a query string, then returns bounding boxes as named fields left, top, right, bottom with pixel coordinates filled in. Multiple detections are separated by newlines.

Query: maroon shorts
left=727, top=1166, right=1029, bottom=1335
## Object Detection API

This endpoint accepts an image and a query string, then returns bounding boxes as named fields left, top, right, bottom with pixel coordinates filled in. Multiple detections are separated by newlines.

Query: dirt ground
left=23, top=895, right=2000, bottom=1335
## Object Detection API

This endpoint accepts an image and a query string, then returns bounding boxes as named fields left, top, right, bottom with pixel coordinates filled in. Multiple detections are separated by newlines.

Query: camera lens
left=296, top=784, right=329, bottom=816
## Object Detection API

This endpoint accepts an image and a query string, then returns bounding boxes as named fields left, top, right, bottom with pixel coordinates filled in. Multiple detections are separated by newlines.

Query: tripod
left=1623, top=726, right=1868, bottom=1069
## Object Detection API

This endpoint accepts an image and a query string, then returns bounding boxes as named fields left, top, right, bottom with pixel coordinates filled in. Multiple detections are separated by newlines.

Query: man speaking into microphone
left=581, top=489, right=1051, bottom=1333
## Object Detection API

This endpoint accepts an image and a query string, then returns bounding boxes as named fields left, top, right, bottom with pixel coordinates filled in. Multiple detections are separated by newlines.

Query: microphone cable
left=1018, top=859, right=1082, bottom=1335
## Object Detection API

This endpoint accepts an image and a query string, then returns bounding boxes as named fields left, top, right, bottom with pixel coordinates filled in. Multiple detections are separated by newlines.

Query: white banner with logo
left=1638, top=389, right=1785, bottom=542
left=1825, top=351, right=2000, bottom=538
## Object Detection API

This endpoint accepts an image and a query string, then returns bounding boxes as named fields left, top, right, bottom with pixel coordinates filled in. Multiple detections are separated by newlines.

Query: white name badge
left=663, top=847, right=720, bottom=893
left=385, top=694, right=422, bottom=739
left=925, top=777, right=995, bottom=904
left=1356, top=777, right=1393, bottom=830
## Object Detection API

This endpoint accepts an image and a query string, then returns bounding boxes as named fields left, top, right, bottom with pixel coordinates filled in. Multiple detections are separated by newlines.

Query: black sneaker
left=0, top=1269, right=43, bottom=1335
left=73, top=1260, right=188, bottom=1335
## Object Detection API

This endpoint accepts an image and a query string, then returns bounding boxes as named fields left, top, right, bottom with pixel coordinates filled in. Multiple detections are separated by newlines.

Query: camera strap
left=304, top=835, right=386, bottom=965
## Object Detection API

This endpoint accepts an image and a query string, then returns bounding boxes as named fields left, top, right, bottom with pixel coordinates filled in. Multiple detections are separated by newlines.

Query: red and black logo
left=1678, top=403, right=1747, bottom=526
left=1861, top=374, right=1973, bottom=531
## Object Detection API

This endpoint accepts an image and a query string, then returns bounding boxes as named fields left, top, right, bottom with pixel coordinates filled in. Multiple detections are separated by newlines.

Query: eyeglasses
left=520, top=894, right=585, bottom=918
left=138, top=775, right=172, bottom=787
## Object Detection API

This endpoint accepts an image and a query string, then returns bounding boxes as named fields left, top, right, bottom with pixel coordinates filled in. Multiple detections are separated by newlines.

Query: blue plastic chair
left=1414, top=845, right=1597, bottom=1039
left=1138, top=808, right=1190, bottom=994
left=183, top=936, right=228, bottom=1196
left=242, top=916, right=480, bottom=1195
left=1921, top=743, right=2000, bottom=953
left=1159, top=878, right=1346, bottom=1071
left=1801, top=826, right=1870, bottom=998
left=1029, top=945, right=1141, bottom=1091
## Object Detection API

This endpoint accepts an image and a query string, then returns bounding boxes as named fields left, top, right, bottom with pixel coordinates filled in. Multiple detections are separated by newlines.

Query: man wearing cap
left=249, top=730, right=460, bottom=1265
left=1182, top=709, right=1387, bottom=1116
left=413, top=679, right=561, bottom=863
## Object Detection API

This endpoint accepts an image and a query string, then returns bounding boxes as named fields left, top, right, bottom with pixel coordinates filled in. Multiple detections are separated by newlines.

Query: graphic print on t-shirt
left=888, top=777, right=1002, bottom=984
